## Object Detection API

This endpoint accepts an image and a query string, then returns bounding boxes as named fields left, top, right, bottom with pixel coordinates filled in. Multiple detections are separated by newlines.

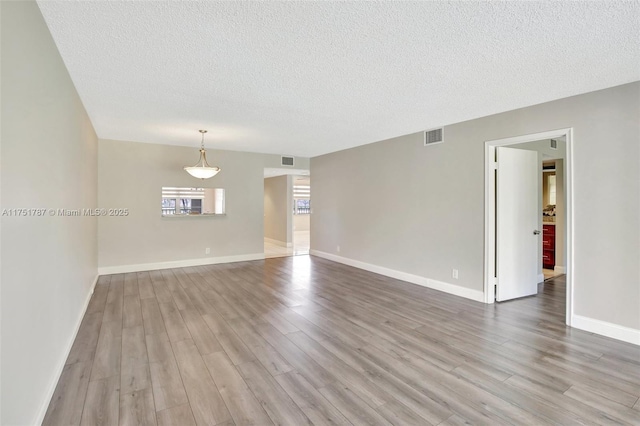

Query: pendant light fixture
left=184, top=130, right=221, bottom=179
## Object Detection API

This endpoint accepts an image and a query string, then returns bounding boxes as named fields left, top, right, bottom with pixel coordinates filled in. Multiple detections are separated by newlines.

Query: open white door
left=496, top=147, right=539, bottom=301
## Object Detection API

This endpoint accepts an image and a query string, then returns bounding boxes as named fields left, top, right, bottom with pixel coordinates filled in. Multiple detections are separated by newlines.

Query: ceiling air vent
left=281, top=156, right=294, bottom=166
left=424, top=128, right=444, bottom=146
left=550, top=139, right=558, bottom=150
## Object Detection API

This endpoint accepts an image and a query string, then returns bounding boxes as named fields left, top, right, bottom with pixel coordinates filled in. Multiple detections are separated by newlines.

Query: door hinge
left=491, top=161, right=498, bottom=170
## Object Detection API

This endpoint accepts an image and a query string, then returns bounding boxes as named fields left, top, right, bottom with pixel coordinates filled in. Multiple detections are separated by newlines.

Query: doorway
left=292, top=176, right=311, bottom=255
left=542, top=159, right=565, bottom=281
left=263, top=169, right=310, bottom=258
left=484, top=129, right=573, bottom=326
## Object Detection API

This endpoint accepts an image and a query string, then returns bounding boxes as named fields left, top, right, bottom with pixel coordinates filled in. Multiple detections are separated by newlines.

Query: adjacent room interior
left=263, top=169, right=311, bottom=258
left=1, top=1, right=639, bottom=425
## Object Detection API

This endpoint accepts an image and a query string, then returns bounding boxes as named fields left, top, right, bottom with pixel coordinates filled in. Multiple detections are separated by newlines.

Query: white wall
left=1, top=2, right=99, bottom=424
left=98, top=139, right=307, bottom=272
left=311, top=82, right=640, bottom=335
left=294, top=214, right=310, bottom=232
left=555, top=159, right=565, bottom=271
left=264, top=175, right=292, bottom=245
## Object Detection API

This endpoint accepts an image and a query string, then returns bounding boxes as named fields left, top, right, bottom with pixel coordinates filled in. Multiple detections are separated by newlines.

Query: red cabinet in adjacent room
left=542, top=224, right=555, bottom=269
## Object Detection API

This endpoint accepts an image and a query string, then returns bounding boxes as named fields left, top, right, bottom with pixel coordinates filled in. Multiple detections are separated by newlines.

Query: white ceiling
left=37, top=1, right=640, bottom=158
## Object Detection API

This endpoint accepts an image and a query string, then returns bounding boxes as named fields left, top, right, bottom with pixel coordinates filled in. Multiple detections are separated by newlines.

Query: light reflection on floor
left=290, top=254, right=312, bottom=287
left=264, top=230, right=310, bottom=259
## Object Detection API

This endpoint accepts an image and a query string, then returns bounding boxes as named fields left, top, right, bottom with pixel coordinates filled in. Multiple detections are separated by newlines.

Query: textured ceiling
left=37, top=1, right=640, bottom=158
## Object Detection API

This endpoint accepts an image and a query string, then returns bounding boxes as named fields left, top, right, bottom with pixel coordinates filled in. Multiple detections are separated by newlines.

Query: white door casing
left=484, top=128, right=573, bottom=325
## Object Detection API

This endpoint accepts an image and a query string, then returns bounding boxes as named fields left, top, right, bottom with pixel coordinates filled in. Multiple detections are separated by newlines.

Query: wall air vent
left=424, top=128, right=444, bottom=146
left=550, top=139, right=558, bottom=150
left=281, top=156, right=295, bottom=166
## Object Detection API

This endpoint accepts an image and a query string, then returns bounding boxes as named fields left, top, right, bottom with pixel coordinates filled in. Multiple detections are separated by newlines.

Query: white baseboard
left=34, top=273, right=99, bottom=426
left=264, top=238, right=292, bottom=248
left=98, top=253, right=265, bottom=275
left=310, top=250, right=484, bottom=302
left=554, top=265, right=566, bottom=274
left=538, top=273, right=544, bottom=283
left=572, top=315, right=640, bottom=346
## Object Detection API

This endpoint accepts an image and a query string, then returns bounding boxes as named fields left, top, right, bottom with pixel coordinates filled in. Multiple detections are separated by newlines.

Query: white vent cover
left=281, top=156, right=295, bottom=166
left=550, top=139, right=558, bottom=149
left=424, top=128, right=444, bottom=146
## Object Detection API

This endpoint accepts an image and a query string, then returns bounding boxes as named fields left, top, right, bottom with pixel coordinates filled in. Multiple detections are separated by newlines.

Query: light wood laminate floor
left=44, top=256, right=640, bottom=425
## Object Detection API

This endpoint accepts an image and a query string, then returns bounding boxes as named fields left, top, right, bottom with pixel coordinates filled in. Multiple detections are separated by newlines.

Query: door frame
left=483, top=128, right=574, bottom=326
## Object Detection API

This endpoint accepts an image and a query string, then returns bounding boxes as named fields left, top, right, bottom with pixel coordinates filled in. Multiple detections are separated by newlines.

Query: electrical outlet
left=205, top=248, right=210, bottom=255
left=337, top=245, right=341, bottom=253
left=452, top=269, right=459, bottom=279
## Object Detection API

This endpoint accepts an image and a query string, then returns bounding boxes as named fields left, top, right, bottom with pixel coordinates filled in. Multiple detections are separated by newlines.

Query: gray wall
left=264, top=175, right=292, bottom=245
left=311, top=82, right=639, bottom=330
left=1, top=2, right=99, bottom=424
left=98, top=139, right=305, bottom=269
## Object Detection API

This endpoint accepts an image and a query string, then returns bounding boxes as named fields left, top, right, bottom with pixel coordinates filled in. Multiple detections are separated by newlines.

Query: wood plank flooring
left=44, top=256, right=640, bottom=425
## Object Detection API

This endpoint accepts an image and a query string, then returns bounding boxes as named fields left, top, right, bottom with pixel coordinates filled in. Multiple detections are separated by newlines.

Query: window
left=294, top=199, right=310, bottom=215
left=293, top=183, right=310, bottom=214
left=548, top=175, right=557, bottom=205
left=161, top=198, right=176, bottom=215
left=163, top=197, right=202, bottom=215
left=293, top=184, right=310, bottom=198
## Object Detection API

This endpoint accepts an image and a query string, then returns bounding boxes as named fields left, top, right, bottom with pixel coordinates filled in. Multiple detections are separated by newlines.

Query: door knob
left=533, top=230, right=541, bottom=235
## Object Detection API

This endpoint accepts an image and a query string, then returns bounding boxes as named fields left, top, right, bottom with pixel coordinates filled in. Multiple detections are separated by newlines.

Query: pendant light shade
left=184, top=130, right=220, bottom=179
